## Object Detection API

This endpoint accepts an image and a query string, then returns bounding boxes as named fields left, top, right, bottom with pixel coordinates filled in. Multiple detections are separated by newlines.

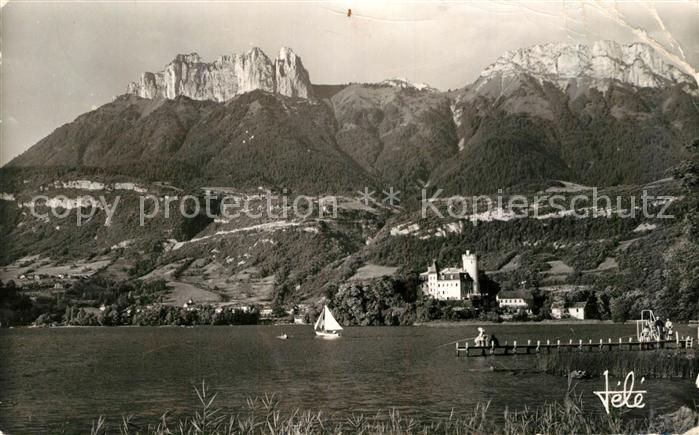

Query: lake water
left=1, top=323, right=697, bottom=433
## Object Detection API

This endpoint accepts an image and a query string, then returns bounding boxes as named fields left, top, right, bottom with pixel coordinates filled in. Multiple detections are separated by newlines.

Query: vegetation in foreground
left=536, top=349, right=698, bottom=379
left=83, top=381, right=698, bottom=435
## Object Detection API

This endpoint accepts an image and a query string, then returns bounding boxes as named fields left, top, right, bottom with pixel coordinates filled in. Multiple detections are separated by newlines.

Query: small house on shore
left=567, top=302, right=586, bottom=320
left=496, top=290, right=533, bottom=312
left=551, top=301, right=587, bottom=320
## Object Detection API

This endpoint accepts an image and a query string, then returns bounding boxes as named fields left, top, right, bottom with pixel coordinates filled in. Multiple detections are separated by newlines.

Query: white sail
left=322, top=306, right=343, bottom=331
left=313, top=308, right=324, bottom=331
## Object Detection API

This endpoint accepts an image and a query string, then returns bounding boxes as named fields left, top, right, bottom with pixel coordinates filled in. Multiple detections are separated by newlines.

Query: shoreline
left=415, top=319, right=618, bottom=327
left=3, top=319, right=697, bottom=330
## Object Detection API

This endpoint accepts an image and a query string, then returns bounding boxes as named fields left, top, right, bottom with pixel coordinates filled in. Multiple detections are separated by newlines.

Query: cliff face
left=126, top=47, right=313, bottom=101
left=275, top=47, right=313, bottom=99
left=475, top=40, right=697, bottom=95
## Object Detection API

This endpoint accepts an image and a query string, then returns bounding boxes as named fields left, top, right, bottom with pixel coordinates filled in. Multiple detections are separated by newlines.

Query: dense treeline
left=0, top=278, right=259, bottom=327
left=330, top=277, right=418, bottom=326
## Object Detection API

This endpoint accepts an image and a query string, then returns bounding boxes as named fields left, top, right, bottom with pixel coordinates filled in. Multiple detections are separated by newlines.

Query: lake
left=1, top=323, right=697, bottom=433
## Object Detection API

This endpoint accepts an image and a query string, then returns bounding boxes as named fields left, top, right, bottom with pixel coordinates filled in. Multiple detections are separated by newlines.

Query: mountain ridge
left=126, top=47, right=313, bottom=101
left=475, top=40, right=698, bottom=96
left=8, top=40, right=699, bottom=194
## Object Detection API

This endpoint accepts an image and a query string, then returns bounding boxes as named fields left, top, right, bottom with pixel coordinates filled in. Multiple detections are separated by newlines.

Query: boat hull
left=315, top=330, right=340, bottom=339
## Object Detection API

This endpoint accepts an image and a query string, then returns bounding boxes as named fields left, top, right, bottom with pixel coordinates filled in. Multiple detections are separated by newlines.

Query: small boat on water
left=277, top=333, right=289, bottom=340
left=314, top=305, right=343, bottom=338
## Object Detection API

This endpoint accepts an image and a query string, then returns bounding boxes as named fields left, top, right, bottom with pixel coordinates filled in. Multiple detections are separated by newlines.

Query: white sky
left=2, top=0, right=698, bottom=165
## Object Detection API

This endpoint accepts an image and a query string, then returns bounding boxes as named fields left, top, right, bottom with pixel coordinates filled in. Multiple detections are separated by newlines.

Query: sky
left=1, top=0, right=698, bottom=165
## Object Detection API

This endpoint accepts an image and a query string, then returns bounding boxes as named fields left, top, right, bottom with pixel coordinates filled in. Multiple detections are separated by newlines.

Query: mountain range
left=8, top=41, right=698, bottom=194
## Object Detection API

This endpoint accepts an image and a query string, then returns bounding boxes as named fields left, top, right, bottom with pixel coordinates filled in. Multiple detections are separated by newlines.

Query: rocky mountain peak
left=476, top=40, right=697, bottom=94
left=277, top=46, right=296, bottom=61
left=275, top=47, right=312, bottom=98
left=173, top=53, right=203, bottom=63
left=126, top=46, right=313, bottom=101
left=379, top=77, right=436, bottom=92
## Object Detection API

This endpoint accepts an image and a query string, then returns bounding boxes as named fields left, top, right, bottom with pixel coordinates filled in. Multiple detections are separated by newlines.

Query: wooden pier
left=456, top=335, right=695, bottom=357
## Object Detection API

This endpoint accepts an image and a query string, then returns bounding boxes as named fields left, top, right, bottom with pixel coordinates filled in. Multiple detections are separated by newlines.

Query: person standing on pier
left=475, top=327, right=487, bottom=346
left=655, top=317, right=665, bottom=339
left=665, top=319, right=674, bottom=339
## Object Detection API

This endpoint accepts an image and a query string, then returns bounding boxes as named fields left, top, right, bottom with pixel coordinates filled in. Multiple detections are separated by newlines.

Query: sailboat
left=314, top=305, right=343, bottom=338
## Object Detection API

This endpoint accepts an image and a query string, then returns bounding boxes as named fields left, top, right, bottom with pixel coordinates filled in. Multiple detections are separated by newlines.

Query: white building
left=420, top=251, right=480, bottom=300
left=567, top=302, right=586, bottom=320
left=551, top=302, right=587, bottom=320
left=496, top=290, right=532, bottom=310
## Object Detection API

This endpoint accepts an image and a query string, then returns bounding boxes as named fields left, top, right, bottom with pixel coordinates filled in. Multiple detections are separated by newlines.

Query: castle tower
left=461, top=251, right=479, bottom=295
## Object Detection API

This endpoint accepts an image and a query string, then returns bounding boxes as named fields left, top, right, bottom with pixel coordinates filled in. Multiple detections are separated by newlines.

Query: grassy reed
left=536, top=349, right=698, bottom=379
left=85, top=379, right=697, bottom=435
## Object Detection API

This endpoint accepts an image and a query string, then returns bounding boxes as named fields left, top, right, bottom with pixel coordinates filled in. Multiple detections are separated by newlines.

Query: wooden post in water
left=676, top=331, right=680, bottom=347
left=578, top=339, right=582, bottom=351
left=456, top=342, right=459, bottom=356
left=513, top=340, right=517, bottom=355
left=536, top=340, right=540, bottom=353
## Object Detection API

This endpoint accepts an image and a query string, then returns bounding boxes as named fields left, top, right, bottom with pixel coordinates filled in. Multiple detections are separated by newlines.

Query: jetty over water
left=456, top=335, right=695, bottom=357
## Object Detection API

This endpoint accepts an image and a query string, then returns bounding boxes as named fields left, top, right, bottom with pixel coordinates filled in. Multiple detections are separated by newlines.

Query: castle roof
left=427, top=260, right=438, bottom=273
left=497, top=290, right=532, bottom=300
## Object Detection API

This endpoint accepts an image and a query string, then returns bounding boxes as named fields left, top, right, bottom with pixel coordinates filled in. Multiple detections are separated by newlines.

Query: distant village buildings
left=183, top=298, right=196, bottom=311
left=420, top=251, right=480, bottom=300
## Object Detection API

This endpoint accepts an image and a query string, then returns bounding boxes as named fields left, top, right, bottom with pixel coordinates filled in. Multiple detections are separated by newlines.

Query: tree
left=415, top=297, right=440, bottom=322
left=585, top=292, right=600, bottom=320
left=610, top=296, right=632, bottom=323
left=332, top=277, right=416, bottom=326
left=529, top=288, right=550, bottom=318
